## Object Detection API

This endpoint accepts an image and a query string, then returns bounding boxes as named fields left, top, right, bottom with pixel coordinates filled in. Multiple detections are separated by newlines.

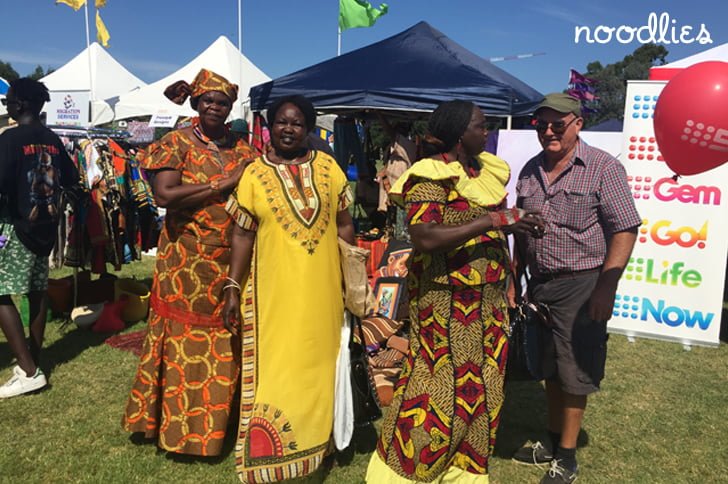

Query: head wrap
left=163, top=68, right=239, bottom=106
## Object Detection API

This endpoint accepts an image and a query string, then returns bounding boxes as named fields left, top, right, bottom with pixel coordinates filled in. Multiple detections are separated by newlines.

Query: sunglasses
left=532, top=116, right=578, bottom=134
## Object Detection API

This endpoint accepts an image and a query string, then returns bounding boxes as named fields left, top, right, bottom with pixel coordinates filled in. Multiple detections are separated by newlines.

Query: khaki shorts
left=532, top=271, right=607, bottom=395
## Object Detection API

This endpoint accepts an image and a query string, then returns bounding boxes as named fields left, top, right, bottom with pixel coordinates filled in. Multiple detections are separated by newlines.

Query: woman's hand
left=220, top=163, right=246, bottom=193
left=491, top=208, right=544, bottom=238
left=222, top=289, right=242, bottom=336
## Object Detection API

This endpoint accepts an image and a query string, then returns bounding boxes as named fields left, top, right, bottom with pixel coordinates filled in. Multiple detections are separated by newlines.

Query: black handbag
left=350, top=313, right=382, bottom=426
left=508, top=242, right=555, bottom=381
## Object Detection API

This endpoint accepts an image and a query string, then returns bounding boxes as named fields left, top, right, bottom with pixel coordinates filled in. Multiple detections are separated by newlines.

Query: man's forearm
left=599, top=228, right=638, bottom=286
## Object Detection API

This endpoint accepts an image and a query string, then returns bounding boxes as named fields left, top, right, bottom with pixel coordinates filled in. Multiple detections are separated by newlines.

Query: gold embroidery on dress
left=252, top=153, right=332, bottom=254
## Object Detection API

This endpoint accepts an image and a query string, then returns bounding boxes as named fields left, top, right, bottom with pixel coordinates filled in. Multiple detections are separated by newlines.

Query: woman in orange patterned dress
left=122, top=69, right=256, bottom=456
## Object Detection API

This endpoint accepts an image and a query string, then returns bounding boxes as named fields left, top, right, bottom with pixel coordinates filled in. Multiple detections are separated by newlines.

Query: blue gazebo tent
left=249, top=21, right=542, bottom=117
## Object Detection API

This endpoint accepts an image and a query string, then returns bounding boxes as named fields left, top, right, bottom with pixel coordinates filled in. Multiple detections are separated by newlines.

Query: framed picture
left=373, top=277, right=405, bottom=319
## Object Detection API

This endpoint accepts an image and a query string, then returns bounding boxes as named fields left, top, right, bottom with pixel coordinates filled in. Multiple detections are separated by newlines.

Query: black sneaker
left=512, top=441, right=553, bottom=466
left=540, top=459, right=578, bottom=483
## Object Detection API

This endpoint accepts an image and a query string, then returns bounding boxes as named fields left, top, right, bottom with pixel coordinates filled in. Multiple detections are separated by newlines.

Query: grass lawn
left=1, top=257, right=727, bottom=483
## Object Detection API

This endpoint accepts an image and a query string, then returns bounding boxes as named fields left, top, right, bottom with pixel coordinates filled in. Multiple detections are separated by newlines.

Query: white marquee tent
left=114, top=36, right=270, bottom=121
left=649, top=42, right=728, bottom=80
left=40, top=42, right=146, bottom=126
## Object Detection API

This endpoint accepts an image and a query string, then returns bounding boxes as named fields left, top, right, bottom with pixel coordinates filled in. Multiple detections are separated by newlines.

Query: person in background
left=377, top=113, right=417, bottom=239
left=367, top=100, right=544, bottom=483
left=510, top=93, right=640, bottom=484
left=0, top=78, right=79, bottom=398
left=223, top=95, right=355, bottom=482
left=122, top=69, right=255, bottom=456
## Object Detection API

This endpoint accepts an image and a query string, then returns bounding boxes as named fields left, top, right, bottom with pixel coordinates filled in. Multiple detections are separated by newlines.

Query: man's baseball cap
left=534, top=93, right=582, bottom=117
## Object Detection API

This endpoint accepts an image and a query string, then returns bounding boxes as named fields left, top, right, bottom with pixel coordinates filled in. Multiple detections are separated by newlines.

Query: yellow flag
left=56, top=0, right=86, bottom=10
left=95, top=0, right=106, bottom=7
left=96, top=11, right=110, bottom=47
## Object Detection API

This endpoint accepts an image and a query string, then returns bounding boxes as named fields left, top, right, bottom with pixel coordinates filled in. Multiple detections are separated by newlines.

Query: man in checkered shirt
left=511, top=93, right=641, bottom=484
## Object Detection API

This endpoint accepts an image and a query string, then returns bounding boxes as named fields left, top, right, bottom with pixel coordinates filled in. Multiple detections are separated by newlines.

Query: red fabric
left=105, top=330, right=146, bottom=357
left=149, top=293, right=224, bottom=327
left=356, top=238, right=387, bottom=280
left=93, top=299, right=126, bottom=333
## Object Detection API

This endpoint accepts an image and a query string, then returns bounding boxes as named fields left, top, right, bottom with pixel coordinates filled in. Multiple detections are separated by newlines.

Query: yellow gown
left=226, top=150, right=352, bottom=483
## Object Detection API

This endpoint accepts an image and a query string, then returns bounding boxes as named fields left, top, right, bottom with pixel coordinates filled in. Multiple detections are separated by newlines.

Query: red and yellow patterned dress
left=122, top=128, right=255, bottom=456
left=367, top=153, right=512, bottom=483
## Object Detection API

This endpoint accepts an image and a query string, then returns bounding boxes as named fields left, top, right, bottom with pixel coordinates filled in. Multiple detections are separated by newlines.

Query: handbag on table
left=339, top=237, right=377, bottom=318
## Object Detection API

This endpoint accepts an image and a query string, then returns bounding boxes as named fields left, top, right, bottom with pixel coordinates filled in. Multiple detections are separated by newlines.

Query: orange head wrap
left=163, top=68, right=239, bottom=107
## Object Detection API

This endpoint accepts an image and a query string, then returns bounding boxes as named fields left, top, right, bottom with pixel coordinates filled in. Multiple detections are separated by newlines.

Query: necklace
left=191, top=117, right=230, bottom=151
left=266, top=149, right=313, bottom=165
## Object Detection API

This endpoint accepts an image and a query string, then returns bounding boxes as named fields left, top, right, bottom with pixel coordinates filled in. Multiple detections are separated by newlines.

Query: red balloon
left=653, top=61, right=728, bottom=176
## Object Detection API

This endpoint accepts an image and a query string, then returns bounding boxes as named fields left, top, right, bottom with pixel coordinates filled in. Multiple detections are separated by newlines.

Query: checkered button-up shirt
left=516, top=139, right=641, bottom=274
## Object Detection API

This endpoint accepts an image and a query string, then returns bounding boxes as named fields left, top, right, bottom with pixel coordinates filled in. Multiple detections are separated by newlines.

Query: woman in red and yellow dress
left=367, top=101, right=544, bottom=483
left=122, top=69, right=256, bottom=456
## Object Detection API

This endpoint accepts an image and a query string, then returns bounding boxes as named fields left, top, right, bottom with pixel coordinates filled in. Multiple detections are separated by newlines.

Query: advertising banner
left=611, top=80, right=728, bottom=347
left=45, top=90, right=89, bottom=127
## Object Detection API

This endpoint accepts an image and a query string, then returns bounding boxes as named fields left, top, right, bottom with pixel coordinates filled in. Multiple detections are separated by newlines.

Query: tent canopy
left=40, top=42, right=146, bottom=125
left=250, top=21, right=542, bottom=116
left=41, top=42, right=145, bottom=100
left=649, top=42, right=728, bottom=81
left=114, top=36, right=270, bottom=121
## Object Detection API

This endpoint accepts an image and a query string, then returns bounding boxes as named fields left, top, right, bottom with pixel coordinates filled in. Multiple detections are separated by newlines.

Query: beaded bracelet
left=489, top=207, right=523, bottom=228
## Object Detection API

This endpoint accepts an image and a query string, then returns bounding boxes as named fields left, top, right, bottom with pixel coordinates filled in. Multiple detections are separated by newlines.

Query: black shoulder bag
left=508, top=240, right=554, bottom=381
left=350, top=313, right=382, bottom=426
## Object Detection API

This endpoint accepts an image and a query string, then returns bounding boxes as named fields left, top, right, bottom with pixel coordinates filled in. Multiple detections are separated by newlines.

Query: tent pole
left=506, top=115, right=512, bottom=130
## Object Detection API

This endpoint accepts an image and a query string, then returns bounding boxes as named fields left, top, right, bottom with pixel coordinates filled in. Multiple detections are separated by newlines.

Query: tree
left=0, top=61, right=19, bottom=82
left=581, top=44, right=669, bottom=128
left=29, top=65, right=55, bottom=81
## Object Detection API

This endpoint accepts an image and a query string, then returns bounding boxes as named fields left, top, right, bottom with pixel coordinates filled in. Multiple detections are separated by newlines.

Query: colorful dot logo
left=625, top=257, right=645, bottom=282
left=631, top=94, right=658, bottom=120
left=681, top=120, right=718, bottom=148
left=626, top=175, right=653, bottom=200
left=614, top=294, right=640, bottom=319
left=627, top=136, right=664, bottom=162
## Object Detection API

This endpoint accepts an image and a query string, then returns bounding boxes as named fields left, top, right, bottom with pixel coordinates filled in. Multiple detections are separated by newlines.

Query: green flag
left=339, top=0, right=389, bottom=31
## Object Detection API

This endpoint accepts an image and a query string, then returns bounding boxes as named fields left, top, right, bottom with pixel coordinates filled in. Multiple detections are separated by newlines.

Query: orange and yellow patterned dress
left=122, top=128, right=255, bottom=456
left=367, top=153, right=512, bottom=484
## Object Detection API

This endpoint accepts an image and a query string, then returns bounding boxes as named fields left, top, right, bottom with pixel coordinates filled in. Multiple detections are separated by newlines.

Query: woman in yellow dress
left=222, top=95, right=355, bottom=483
left=367, top=101, right=543, bottom=483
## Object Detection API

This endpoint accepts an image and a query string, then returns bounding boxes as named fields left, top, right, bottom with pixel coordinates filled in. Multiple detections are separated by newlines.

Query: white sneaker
left=0, top=365, right=48, bottom=398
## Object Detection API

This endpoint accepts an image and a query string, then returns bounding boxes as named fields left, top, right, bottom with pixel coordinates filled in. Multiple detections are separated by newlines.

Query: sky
left=1, top=0, right=726, bottom=96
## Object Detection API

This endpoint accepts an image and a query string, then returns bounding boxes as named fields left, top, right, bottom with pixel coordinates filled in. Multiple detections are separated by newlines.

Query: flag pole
left=337, top=27, right=341, bottom=56
left=237, top=0, right=244, bottom=118
left=238, top=0, right=242, bottom=52
left=84, top=1, right=94, bottom=125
